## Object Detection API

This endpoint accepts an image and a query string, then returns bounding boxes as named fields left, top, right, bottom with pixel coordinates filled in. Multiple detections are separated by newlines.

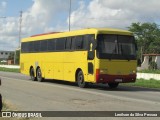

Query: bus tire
left=30, top=67, right=36, bottom=81
left=36, top=68, right=44, bottom=82
left=77, top=71, right=88, bottom=88
left=108, top=83, right=119, bottom=88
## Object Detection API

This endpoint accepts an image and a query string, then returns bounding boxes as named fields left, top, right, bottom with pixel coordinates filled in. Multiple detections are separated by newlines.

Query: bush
left=149, top=61, right=157, bottom=70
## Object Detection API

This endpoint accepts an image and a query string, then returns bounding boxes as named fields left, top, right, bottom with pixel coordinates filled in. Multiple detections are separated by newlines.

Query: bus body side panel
left=63, top=52, right=75, bottom=81
left=41, top=52, right=63, bottom=80
left=20, top=54, right=32, bottom=76
left=63, top=51, right=88, bottom=82
left=21, top=53, right=43, bottom=77
left=42, top=62, right=54, bottom=79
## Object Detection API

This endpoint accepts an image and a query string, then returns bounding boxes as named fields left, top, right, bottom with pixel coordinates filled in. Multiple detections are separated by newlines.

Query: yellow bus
left=20, top=28, right=137, bottom=88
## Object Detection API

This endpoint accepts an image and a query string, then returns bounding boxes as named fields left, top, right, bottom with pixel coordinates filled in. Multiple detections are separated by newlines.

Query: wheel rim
left=77, top=72, right=85, bottom=87
left=37, top=69, right=41, bottom=79
left=78, top=74, right=83, bottom=84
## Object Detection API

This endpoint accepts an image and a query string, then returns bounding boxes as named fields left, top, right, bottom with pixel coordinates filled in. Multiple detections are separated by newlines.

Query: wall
left=0, top=51, right=14, bottom=59
left=137, top=73, right=160, bottom=80
left=155, top=56, right=160, bottom=69
left=0, top=65, right=20, bottom=69
left=139, top=56, right=149, bottom=70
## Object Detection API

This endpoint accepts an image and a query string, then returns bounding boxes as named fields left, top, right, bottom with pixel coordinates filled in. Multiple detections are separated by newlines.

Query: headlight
left=100, top=69, right=108, bottom=74
left=130, top=70, right=136, bottom=74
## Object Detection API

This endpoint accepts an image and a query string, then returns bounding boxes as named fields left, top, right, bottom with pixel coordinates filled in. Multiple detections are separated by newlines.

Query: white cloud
left=0, top=1, right=7, bottom=13
left=70, top=0, right=160, bottom=30
left=0, top=0, right=69, bottom=51
left=0, top=1, right=7, bottom=8
left=0, top=0, right=160, bottom=51
left=22, top=0, right=69, bottom=35
left=1, top=1, right=6, bottom=8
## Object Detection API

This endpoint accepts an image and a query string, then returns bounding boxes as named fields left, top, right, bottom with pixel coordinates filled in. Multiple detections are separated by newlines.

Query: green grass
left=0, top=67, right=19, bottom=73
left=122, top=79, right=160, bottom=89
left=2, top=101, right=10, bottom=111
left=138, top=69, right=160, bottom=74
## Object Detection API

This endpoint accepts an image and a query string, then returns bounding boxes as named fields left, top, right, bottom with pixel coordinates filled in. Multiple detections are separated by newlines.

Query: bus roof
left=30, top=32, right=62, bottom=37
left=22, top=28, right=133, bottom=42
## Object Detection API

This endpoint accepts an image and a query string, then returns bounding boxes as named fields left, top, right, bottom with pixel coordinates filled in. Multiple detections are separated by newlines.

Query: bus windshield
left=97, top=34, right=136, bottom=60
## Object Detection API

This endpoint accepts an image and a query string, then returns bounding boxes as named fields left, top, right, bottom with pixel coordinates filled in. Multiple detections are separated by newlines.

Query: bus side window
left=75, top=36, right=84, bottom=50
left=56, top=38, right=65, bottom=51
left=48, top=39, right=56, bottom=51
left=21, top=42, right=26, bottom=53
left=25, top=42, right=29, bottom=52
left=71, top=37, right=75, bottom=50
left=29, top=42, right=34, bottom=52
left=84, top=34, right=95, bottom=50
left=34, top=41, right=40, bottom=52
left=40, top=40, right=48, bottom=52
left=83, top=35, right=88, bottom=50
left=65, top=37, right=72, bottom=50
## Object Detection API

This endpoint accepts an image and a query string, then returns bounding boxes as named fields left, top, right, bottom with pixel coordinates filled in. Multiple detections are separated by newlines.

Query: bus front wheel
left=36, top=68, right=44, bottom=82
left=30, top=68, right=36, bottom=81
left=77, top=71, right=88, bottom=88
left=108, top=83, right=119, bottom=88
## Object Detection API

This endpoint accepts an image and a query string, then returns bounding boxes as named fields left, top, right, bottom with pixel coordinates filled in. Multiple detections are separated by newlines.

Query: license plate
left=115, top=79, right=122, bottom=82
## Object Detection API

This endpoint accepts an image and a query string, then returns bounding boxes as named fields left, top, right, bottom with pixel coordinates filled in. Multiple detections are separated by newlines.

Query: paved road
left=0, top=71, right=160, bottom=120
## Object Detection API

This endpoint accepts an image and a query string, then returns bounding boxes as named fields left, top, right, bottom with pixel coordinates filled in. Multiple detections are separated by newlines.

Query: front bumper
left=96, top=74, right=136, bottom=83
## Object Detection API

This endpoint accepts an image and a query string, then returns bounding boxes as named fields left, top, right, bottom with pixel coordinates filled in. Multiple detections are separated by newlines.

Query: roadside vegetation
left=138, top=69, right=160, bottom=74
left=0, top=67, right=19, bottom=73
left=2, top=101, right=11, bottom=111
left=128, top=22, right=160, bottom=60
left=122, top=79, right=160, bottom=89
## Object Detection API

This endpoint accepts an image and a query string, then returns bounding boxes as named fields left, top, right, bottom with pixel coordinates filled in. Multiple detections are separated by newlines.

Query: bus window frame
left=21, top=34, right=95, bottom=53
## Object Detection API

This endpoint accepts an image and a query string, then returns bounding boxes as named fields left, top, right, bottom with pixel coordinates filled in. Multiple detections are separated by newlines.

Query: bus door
left=87, top=35, right=97, bottom=82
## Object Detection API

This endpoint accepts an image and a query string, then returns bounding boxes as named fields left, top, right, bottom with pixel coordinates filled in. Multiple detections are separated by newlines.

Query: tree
left=15, top=49, right=20, bottom=65
left=128, top=22, right=160, bottom=60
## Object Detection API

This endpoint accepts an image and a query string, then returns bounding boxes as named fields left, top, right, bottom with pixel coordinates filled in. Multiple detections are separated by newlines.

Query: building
left=0, top=51, right=14, bottom=61
left=139, top=54, right=160, bottom=70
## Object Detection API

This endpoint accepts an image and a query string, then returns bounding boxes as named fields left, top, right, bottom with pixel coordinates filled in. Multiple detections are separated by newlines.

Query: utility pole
left=19, top=11, right=23, bottom=48
left=68, top=0, right=71, bottom=31
left=14, top=11, right=23, bottom=64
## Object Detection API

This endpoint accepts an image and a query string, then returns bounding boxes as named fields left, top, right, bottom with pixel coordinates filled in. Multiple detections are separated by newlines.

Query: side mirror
left=88, top=39, right=97, bottom=60
left=88, top=39, right=97, bottom=51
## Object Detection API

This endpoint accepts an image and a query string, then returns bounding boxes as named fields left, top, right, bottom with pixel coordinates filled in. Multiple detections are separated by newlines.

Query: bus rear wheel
left=108, top=83, right=119, bottom=88
left=36, top=68, right=44, bottom=82
left=77, top=71, right=88, bottom=88
left=30, top=68, right=36, bottom=81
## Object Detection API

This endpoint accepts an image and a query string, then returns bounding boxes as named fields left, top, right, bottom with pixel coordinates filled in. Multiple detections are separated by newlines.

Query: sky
left=0, top=0, right=160, bottom=51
